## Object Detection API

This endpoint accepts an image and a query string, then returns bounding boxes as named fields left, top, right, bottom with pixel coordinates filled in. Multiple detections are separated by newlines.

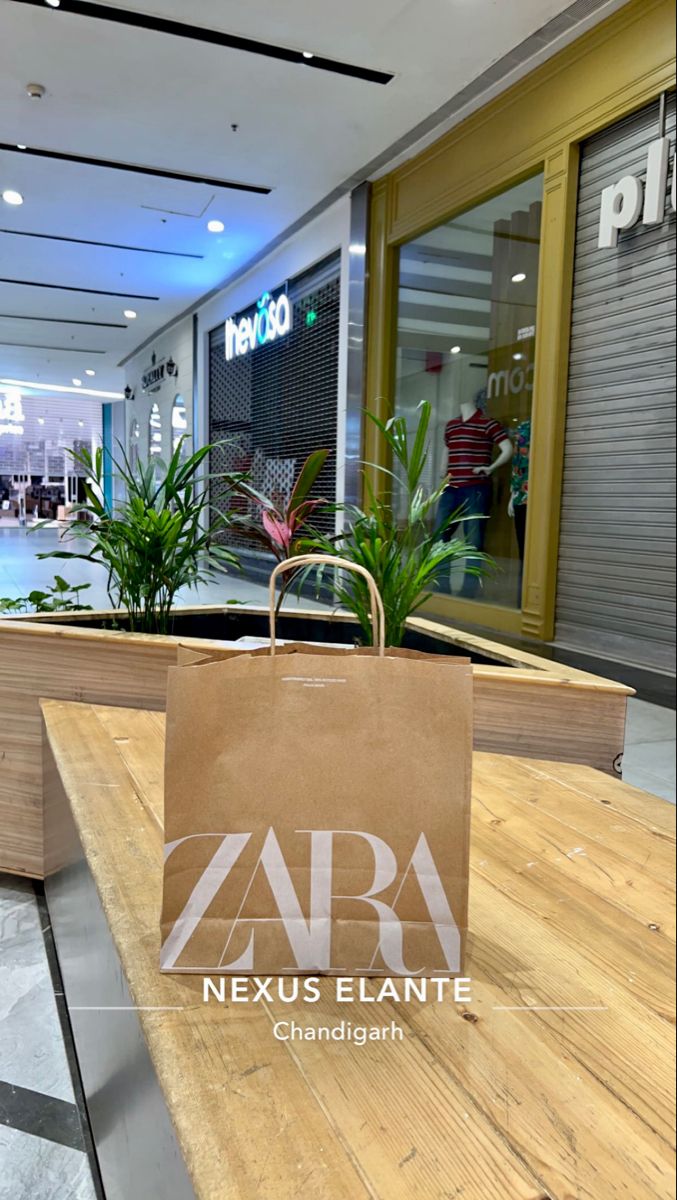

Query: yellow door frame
left=365, top=0, right=676, bottom=640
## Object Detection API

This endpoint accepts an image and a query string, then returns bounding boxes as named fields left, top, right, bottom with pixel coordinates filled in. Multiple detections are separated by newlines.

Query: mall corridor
left=0, top=0, right=675, bottom=1198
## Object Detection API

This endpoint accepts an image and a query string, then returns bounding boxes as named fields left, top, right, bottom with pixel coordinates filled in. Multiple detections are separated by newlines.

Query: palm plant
left=301, top=402, right=491, bottom=647
left=35, top=439, right=240, bottom=635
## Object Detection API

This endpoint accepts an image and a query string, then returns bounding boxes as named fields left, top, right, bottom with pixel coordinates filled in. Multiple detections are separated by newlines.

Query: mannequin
left=438, top=396, right=513, bottom=598
left=508, top=417, right=531, bottom=596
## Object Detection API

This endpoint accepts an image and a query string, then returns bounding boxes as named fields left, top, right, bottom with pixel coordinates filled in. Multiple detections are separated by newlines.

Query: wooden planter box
left=0, top=606, right=633, bottom=879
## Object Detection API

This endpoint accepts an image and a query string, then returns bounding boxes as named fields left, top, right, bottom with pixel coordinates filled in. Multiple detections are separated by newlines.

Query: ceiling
left=399, top=175, right=543, bottom=357
left=0, top=0, right=614, bottom=402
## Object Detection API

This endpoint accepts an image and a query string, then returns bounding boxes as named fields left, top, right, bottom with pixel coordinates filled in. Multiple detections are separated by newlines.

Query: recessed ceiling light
left=207, top=219, right=225, bottom=233
left=45, top=0, right=61, bottom=8
left=302, top=51, right=315, bottom=59
left=511, top=272, right=527, bottom=283
left=72, top=378, right=82, bottom=386
left=123, top=309, right=137, bottom=319
left=85, top=369, right=96, bottom=377
left=37, top=416, right=45, bottom=425
left=78, top=420, right=84, bottom=427
left=450, top=345, right=462, bottom=355
left=513, top=353, right=525, bottom=361
left=2, top=189, right=24, bottom=206
left=16, top=144, right=27, bottom=151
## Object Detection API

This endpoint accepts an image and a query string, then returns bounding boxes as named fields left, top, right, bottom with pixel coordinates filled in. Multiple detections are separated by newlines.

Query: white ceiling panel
left=0, top=0, right=623, bottom=397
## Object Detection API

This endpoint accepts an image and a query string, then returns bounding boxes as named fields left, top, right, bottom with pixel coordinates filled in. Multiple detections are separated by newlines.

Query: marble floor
left=0, top=875, right=102, bottom=1199
left=0, top=524, right=303, bottom=611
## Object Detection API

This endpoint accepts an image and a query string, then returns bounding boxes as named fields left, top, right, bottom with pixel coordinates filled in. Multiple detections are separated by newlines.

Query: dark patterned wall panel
left=208, top=254, right=340, bottom=551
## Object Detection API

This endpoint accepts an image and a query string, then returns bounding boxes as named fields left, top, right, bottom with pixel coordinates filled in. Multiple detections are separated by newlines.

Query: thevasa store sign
left=225, top=290, right=292, bottom=362
left=598, top=134, right=676, bottom=248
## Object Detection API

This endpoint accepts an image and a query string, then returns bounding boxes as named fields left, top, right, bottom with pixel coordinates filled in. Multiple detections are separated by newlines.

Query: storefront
left=557, top=92, right=676, bottom=671
left=195, top=194, right=358, bottom=573
left=0, top=388, right=102, bottom=523
left=365, top=0, right=675, bottom=662
left=122, top=315, right=195, bottom=470
left=207, top=254, right=341, bottom=557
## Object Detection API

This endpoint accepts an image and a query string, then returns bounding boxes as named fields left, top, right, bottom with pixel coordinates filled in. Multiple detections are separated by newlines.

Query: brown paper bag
left=161, top=556, right=472, bottom=977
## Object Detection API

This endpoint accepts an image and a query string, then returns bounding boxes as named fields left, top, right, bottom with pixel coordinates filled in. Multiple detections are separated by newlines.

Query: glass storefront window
left=148, top=403, right=163, bottom=458
left=171, top=395, right=189, bottom=458
left=129, top=418, right=140, bottom=471
left=395, top=173, right=543, bottom=610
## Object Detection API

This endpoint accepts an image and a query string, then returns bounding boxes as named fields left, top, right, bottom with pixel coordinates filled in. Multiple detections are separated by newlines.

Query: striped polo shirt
left=444, top=410, right=508, bottom=487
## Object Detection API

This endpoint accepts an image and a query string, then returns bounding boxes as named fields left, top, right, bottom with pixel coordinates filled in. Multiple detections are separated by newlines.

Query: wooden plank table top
left=41, top=700, right=676, bottom=1200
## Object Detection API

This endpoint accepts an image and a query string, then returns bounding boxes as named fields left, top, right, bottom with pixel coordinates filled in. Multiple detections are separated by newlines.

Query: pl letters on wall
left=598, top=135, right=676, bottom=248
left=225, top=291, right=292, bottom=362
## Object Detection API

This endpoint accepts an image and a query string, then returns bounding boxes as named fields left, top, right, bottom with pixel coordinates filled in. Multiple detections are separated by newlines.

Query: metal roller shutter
left=556, top=95, right=676, bottom=673
left=208, top=253, right=341, bottom=554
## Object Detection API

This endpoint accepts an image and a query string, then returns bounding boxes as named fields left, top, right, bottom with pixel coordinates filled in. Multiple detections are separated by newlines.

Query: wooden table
left=41, top=700, right=676, bottom=1200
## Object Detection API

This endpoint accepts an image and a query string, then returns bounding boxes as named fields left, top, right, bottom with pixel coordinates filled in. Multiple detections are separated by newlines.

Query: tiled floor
left=0, top=876, right=101, bottom=1199
left=623, top=698, right=676, bottom=804
left=0, top=524, right=292, bottom=611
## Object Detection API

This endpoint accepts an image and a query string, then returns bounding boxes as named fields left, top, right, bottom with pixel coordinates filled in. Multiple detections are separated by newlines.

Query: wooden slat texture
left=472, top=675, right=627, bottom=774
left=0, top=625, right=176, bottom=876
left=40, top=701, right=676, bottom=1200
left=0, top=616, right=632, bottom=879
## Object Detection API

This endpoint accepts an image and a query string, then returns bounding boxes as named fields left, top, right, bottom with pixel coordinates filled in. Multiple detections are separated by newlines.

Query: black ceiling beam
left=11, top=0, right=393, bottom=85
left=0, top=340, right=107, bottom=352
left=0, top=226, right=204, bottom=259
left=0, top=142, right=270, bottom=195
left=0, top=278, right=159, bottom=300
left=0, top=313, right=128, bottom=328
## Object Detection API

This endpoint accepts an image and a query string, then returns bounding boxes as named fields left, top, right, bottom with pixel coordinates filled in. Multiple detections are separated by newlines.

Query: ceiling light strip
left=10, top=0, right=392, bottom=85
left=0, top=278, right=159, bottom=300
left=1, top=377, right=124, bottom=399
left=0, top=142, right=271, bottom=195
left=0, top=226, right=205, bottom=259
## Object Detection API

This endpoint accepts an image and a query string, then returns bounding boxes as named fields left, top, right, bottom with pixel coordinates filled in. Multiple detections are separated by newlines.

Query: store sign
left=488, top=363, right=534, bottom=400
left=142, top=361, right=166, bottom=392
left=0, top=389, right=25, bottom=436
left=225, top=291, right=292, bottom=362
left=161, top=828, right=460, bottom=974
left=598, top=135, right=676, bottom=248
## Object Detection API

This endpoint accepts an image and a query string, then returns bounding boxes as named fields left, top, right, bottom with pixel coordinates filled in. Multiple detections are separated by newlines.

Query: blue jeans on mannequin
left=437, top=482, right=491, bottom=598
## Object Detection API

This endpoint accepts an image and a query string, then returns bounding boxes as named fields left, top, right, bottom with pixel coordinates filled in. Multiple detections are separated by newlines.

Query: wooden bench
left=41, top=699, right=675, bottom=1200
left=0, top=611, right=634, bottom=878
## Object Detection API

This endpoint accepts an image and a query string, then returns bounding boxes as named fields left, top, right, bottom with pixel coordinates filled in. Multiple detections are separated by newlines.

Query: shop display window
left=148, top=403, right=163, bottom=458
left=171, top=395, right=189, bottom=458
left=129, top=418, right=140, bottom=471
left=394, top=173, right=543, bottom=609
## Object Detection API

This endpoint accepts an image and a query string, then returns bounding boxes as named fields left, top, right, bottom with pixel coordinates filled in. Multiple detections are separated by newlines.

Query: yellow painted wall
left=366, top=0, right=676, bottom=639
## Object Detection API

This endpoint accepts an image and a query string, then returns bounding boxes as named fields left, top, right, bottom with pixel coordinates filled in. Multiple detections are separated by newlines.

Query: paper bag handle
left=269, top=554, right=386, bottom=656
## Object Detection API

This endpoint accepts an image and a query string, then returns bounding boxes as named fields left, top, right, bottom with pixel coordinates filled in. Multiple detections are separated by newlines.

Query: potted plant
left=34, top=439, right=240, bottom=635
left=0, top=576, right=92, bottom=615
left=0, top=415, right=630, bottom=882
left=232, top=449, right=330, bottom=612
left=299, top=401, right=490, bottom=646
